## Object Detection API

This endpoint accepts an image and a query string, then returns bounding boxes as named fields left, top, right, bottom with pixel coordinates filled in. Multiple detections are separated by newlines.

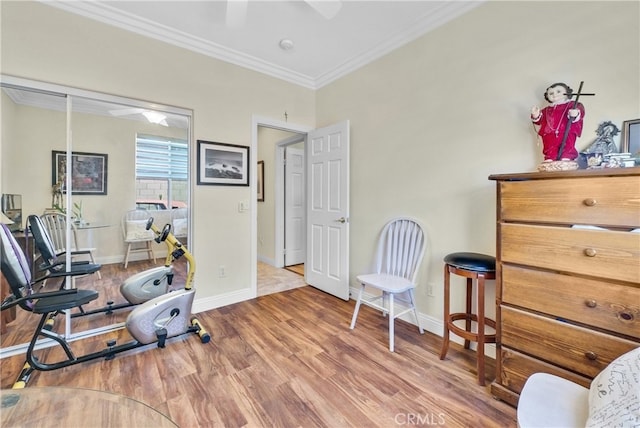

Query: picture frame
left=621, top=118, right=640, bottom=157
left=257, top=160, right=265, bottom=202
left=52, top=151, right=108, bottom=195
left=197, top=140, right=249, bottom=186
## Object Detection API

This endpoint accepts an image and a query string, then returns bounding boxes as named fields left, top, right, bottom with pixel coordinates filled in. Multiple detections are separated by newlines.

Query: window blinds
left=135, top=134, right=188, bottom=180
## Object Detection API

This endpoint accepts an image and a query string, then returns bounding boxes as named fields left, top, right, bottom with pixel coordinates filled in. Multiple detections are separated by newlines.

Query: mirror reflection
left=1, top=80, right=192, bottom=356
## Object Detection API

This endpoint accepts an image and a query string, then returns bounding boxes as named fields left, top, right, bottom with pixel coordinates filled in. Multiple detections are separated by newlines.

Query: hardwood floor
left=1, top=261, right=516, bottom=427
left=283, top=263, right=304, bottom=276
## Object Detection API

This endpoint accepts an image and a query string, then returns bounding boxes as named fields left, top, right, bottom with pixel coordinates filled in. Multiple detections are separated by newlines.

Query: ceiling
left=47, top=0, right=482, bottom=89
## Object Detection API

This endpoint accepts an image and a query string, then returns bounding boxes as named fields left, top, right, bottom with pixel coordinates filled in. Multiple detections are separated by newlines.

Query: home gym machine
left=27, top=214, right=176, bottom=317
left=0, top=218, right=210, bottom=388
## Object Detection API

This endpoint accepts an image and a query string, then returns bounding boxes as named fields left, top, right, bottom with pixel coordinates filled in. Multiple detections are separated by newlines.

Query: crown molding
left=43, top=1, right=481, bottom=90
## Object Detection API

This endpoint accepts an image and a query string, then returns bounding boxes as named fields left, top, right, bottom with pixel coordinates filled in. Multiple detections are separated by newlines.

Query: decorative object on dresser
left=530, top=81, right=595, bottom=172
left=439, top=252, right=496, bottom=386
left=621, top=118, right=640, bottom=160
left=488, top=168, right=640, bottom=407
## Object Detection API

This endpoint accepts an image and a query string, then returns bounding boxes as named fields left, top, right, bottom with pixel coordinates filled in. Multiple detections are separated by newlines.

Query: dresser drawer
left=502, top=265, right=640, bottom=339
left=498, top=347, right=591, bottom=396
left=498, top=176, right=640, bottom=228
left=501, top=306, right=639, bottom=378
left=500, top=223, right=640, bottom=283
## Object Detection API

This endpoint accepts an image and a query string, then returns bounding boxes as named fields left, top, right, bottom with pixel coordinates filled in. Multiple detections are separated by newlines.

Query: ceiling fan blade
left=305, top=0, right=342, bottom=20
left=109, top=107, right=145, bottom=117
left=226, top=0, right=248, bottom=28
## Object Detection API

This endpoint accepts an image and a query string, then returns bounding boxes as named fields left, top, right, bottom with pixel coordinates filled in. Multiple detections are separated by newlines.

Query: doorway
left=251, top=116, right=350, bottom=301
left=254, top=119, right=310, bottom=296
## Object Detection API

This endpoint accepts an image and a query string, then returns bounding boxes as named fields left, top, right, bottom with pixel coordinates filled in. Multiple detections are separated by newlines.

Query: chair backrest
left=41, top=213, right=78, bottom=253
left=28, top=214, right=59, bottom=265
left=171, top=207, right=188, bottom=237
left=0, top=223, right=34, bottom=310
left=373, top=217, right=426, bottom=283
left=122, top=209, right=154, bottom=242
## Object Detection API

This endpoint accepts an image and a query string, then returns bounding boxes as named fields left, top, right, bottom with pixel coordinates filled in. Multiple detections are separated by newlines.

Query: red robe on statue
left=532, top=100, right=584, bottom=160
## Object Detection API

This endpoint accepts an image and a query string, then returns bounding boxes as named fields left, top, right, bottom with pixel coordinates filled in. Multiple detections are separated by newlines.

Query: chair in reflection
left=41, top=212, right=101, bottom=279
left=171, top=208, right=188, bottom=241
left=26, top=215, right=102, bottom=285
left=122, top=209, right=156, bottom=269
left=349, top=217, right=427, bottom=352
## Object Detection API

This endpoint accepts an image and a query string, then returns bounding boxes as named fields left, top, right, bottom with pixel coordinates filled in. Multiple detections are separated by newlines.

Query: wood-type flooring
left=0, top=260, right=516, bottom=427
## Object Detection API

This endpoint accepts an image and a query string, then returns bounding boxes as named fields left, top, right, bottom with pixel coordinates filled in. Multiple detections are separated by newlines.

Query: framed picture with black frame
left=621, top=118, right=640, bottom=157
left=52, top=151, right=108, bottom=195
left=197, top=140, right=250, bottom=186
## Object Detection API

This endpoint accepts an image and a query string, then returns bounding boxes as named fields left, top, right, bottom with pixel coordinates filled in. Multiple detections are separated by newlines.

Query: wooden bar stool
left=439, top=252, right=496, bottom=386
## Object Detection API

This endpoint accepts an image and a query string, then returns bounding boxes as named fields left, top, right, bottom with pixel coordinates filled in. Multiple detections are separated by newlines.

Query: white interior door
left=306, top=120, right=350, bottom=300
left=284, top=146, right=305, bottom=266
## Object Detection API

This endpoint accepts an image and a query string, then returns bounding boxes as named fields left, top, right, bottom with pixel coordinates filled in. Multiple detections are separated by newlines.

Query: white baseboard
left=192, top=287, right=254, bottom=313
left=348, top=285, right=495, bottom=358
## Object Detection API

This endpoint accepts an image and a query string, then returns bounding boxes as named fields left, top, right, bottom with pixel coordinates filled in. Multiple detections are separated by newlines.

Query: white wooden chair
left=171, top=207, right=188, bottom=240
left=121, top=209, right=156, bottom=269
left=350, top=217, right=426, bottom=352
left=41, top=212, right=101, bottom=279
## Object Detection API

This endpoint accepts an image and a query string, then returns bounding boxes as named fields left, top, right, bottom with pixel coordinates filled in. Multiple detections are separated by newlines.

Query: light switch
left=238, top=200, right=250, bottom=212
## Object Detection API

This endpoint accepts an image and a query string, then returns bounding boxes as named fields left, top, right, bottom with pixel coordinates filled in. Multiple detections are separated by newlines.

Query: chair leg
left=409, top=289, right=424, bottom=334
left=388, top=292, right=395, bottom=352
left=349, top=284, right=365, bottom=329
left=124, top=243, right=132, bottom=269
left=477, top=273, right=487, bottom=386
left=440, top=264, right=451, bottom=360
left=146, top=241, right=156, bottom=263
left=464, top=277, right=473, bottom=350
left=88, top=250, right=101, bottom=279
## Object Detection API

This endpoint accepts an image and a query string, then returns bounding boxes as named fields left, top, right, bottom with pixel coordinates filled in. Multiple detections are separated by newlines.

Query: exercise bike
left=27, top=214, right=177, bottom=318
left=0, top=219, right=210, bottom=388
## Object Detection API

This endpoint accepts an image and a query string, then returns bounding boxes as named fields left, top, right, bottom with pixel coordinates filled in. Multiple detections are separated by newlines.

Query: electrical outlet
left=219, top=265, right=226, bottom=278
left=427, top=283, right=436, bottom=297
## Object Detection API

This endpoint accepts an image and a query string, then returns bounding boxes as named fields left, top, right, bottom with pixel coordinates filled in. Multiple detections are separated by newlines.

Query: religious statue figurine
left=584, top=121, right=620, bottom=155
left=531, top=82, right=589, bottom=171
left=51, top=179, right=63, bottom=209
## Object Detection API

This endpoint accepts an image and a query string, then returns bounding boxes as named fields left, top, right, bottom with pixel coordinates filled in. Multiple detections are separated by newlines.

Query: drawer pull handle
left=583, top=198, right=597, bottom=206
left=585, top=299, right=597, bottom=308
left=619, top=311, right=634, bottom=321
left=584, top=248, right=597, bottom=257
left=585, top=351, right=598, bottom=361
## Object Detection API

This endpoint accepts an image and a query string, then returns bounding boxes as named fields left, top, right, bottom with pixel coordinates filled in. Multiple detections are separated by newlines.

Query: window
left=135, top=134, right=188, bottom=209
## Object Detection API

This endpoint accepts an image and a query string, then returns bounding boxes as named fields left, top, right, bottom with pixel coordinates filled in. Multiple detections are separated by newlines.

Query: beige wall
left=1, top=1, right=316, bottom=302
left=0, top=94, right=188, bottom=261
left=316, top=1, right=640, bottom=321
left=1, top=1, right=639, bottom=329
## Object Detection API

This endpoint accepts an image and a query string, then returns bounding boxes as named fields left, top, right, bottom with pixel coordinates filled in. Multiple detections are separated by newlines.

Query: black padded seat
left=443, top=252, right=495, bottom=273
left=32, top=289, right=99, bottom=314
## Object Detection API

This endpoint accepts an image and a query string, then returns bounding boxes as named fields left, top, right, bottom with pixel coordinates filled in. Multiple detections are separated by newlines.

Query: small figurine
left=583, top=121, right=620, bottom=155
left=51, top=179, right=63, bottom=208
left=531, top=82, right=584, bottom=162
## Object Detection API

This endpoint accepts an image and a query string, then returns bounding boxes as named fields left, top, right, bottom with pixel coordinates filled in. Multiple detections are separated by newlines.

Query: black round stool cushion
left=444, top=252, right=495, bottom=273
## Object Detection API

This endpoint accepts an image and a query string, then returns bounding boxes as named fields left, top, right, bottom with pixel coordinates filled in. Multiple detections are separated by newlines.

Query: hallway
left=257, top=261, right=307, bottom=297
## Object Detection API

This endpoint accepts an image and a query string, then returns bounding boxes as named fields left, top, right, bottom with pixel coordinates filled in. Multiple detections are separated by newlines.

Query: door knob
left=336, top=217, right=347, bottom=223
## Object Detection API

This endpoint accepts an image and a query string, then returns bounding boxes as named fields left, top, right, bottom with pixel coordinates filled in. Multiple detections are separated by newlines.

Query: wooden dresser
left=488, top=168, right=640, bottom=407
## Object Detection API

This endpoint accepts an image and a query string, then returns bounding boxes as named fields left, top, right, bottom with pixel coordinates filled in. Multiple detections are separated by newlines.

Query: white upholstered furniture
left=517, top=346, right=640, bottom=428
